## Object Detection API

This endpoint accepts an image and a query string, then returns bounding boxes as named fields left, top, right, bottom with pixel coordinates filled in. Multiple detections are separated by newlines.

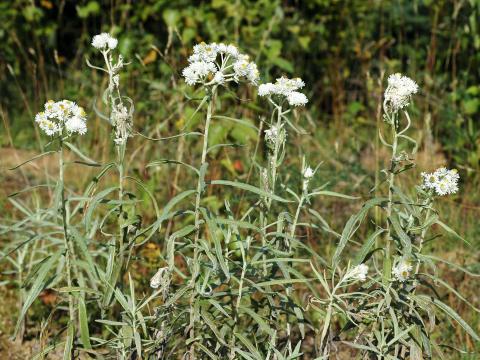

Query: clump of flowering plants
left=308, top=73, right=480, bottom=358
left=4, top=98, right=91, bottom=354
left=1, top=32, right=478, bottom=360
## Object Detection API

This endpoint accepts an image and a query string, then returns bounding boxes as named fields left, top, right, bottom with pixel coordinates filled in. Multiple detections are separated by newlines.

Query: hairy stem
left=188, top=86, right=217, bottom=359
left=384, top=114, right=398, bottom=283
left=59, top=139, right=75, bottom=323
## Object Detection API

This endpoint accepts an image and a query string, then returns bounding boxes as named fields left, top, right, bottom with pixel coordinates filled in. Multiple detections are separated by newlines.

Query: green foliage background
left=2, top=0, right=480, bottom=168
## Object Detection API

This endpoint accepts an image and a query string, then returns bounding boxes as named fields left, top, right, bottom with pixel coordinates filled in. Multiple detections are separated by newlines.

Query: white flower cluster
left=421, top=168, right=459, bottom=196
left=258, top=77, right=308, bottom=107
left=392, top=260, right=413, bottom=282
left=182, top=42, right=259, bottom=86
left=345, top=263, right=369, bottom=282
left=384, top=73, right=419, bottom=112
left=92, top=33, right=118, bottom=50
left=35, top=100, right=87, bottom=136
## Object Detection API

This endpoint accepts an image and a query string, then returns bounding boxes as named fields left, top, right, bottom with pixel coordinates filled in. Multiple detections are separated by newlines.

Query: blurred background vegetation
left=1, top=0, right=480, bottom=356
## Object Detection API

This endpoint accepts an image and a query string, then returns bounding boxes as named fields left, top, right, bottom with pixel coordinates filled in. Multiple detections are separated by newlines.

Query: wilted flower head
left=392, top=260, right=413, bottom=282
left=92, top=33, right=118, bottom=50
left=183, top=42, right=259, bottom=87
left=384, top=73, right=418, bottom=112
left=421, top=168, right=459, bottom=196
left=264, top=126, right=279, bottom=144
left=302, top=165, right=314, bottom=192
left=111, top=103, right=133, bottom=145
left=303, top=166, right=314, bottom=179
left=150, top=267, right=171, bottom=300
left=345, top=263, right=369, bottom=282
left=258, top=77, right=308, bottom=107
left=35, top=100, right=87, bottom=136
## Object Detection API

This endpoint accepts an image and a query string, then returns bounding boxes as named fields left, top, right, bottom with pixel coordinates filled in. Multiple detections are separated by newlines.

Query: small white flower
left=213, top=71, right=225, bottom=85
left=190, top=42, right=218, bottom=63
left=303, top=166, right=314, bottom=179
left=275, top=76, right=304, bottom=94
left=226, top=44, right=239, bottom=58
left=92, top=33, right=118, bottom=50
left=92, top=33, right=109, bottom=49
left=287, top=91, right=308, bottom=106
left=421, top=168, right=459, bottom=196
left=182, top=61, right=217, bottom=86
left=392, top=260, right=413, bottom=282
left=345, top=264, right=369, bottom=282
left=107, top=37, right=118, bottom=50
left=258, top=83, right=275, bottom=97
left=38, top=119, right=62, bottom=136
left=35, top=111, right=47, bottom=124
left=421, top=171, right=438, bottom=190
left=384, top=73, right=419, bottom=112
left=65, top=116, right=87, bottom=135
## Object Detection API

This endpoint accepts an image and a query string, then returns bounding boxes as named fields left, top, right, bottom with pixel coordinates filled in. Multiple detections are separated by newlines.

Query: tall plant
left=310, top=73, right=480, bottom=358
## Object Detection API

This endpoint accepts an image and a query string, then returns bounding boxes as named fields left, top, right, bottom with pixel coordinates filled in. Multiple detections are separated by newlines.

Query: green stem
left=285, top=194, right=305, bottom=352
left=189, top=86, right=217, bottom=359
left=384, top=120, right=398, bottom=283
left=268, top=104, right=283, bottom=209
left=59, top=140, right=75, bottom=323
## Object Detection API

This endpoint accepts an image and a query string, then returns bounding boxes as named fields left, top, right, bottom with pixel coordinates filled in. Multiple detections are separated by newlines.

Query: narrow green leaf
left=64, top=141, right=99, bottom=165
left=354, top=229, right=385, bottom=265
left=308, top=190, right=359, bottom=200
left=426, top=296, right=480, bottom=342
left=9, top=151, right=56, bottom=170
left=435, top=220, right=470, bottom=245
left=63, top=321, right=74, bottom=360
left=239, top=305, right=274, bottom=337
left=79, top=298, right=92, bottom=349
left=14, top=252, right=60, bottom=337
left=210, top=180, right=291, bottom=203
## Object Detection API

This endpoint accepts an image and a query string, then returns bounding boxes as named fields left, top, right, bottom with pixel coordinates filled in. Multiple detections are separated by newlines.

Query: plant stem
left=285, top=194, right=305, bottom=351
left=229, top=248, right=247, bottom=359
left=59, top=139, right=75, bottom=323
left=384, top=116, right=398, bottom=283
left=188, top=86, right=217, bottom=359
left=268, top=104, right=283, bottom=209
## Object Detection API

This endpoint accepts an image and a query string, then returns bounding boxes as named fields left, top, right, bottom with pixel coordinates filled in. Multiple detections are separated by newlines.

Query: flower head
left=65, top=116, right=87, bottom=135
left=35, top=100, right=87, bottom=136
left=258, top=76, right=308, bottom=107
left=345, top=264, right=369, bottom=282
left=392, top=260, right=413, bottom=282
left=421, top=168, right=459, bottom=196
left=92, top=33, right=118, bottom=50
left=182, top=61, right=217, bottom=86
left=183, top=43, right=258, bottom=87
left=287, top=91, right=308, bottom=107
left=303, top=166, right=314, bottom=179
left=384, top=73, right=419, bottom=112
